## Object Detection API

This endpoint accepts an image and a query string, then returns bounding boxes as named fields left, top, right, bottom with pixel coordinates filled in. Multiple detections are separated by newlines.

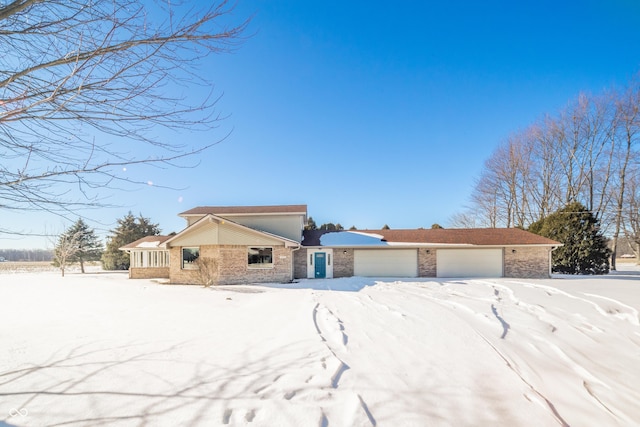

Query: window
left=182, top=247, right=200, bottom=269
left=131, top=250, right=170, bottom=268
left=248, top=247, right=273, bottom=268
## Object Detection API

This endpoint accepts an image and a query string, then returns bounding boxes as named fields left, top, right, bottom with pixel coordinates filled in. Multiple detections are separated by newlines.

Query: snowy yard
left=2, top=268, right=640, bottom=426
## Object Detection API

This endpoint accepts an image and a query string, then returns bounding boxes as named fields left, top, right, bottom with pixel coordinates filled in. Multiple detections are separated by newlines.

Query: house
left=120, top=205, right=561, bottom=284
left=297, top=228, right=559, bottom=279
left=120, top=235, right=172, bottom=279
left=121, top=205, right=306, bottom=284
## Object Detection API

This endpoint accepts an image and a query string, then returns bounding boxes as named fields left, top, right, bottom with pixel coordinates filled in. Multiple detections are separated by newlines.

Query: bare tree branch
left=0, top=0, right=248, bottom=229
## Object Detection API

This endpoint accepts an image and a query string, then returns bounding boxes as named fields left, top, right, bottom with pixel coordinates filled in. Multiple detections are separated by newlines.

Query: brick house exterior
left=121, top=205, right=560, bottom=283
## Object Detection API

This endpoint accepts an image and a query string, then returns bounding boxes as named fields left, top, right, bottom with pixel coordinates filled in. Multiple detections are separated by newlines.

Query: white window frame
left=131, top=250, right=170, bottom=268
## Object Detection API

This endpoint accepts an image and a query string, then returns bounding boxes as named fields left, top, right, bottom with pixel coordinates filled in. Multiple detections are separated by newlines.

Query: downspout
left=549, top=246, right=559, bottom=278
left=290, top=244, right=302, bottom=282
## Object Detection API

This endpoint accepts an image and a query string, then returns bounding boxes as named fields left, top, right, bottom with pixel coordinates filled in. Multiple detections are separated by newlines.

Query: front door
left=314, top=252, right=326, bottom=278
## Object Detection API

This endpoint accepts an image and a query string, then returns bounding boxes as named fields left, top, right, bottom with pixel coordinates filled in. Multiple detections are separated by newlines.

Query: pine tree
left=53, top=219, right=103, bottom=274
left=529, top=202, right=610, bottom=274
left=382, top=224, right=391, bottom=230
left=304, top=216, right=317, bottom=231
left=102, top=212, right=161, bottom=270
left=319, top=222, right=337, bottom=231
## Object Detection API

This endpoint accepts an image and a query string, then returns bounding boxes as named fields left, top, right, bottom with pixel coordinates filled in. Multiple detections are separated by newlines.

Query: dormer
left=178, top=205, right=307, bottom=243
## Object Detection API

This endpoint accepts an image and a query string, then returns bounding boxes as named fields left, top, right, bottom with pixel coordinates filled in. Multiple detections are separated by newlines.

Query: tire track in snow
left=312, top=302, right=377, bottom=426
left=398, top=281, right=572, bottom=425
left=312, top=303, right=350, bottom=389
left=511, top=281, right=640, bottom=326
left=414, top=280, right=634, bottom=425
left=491, top=303, right=510, bottom=339
left=475, top=333, right=570, bottom=427
left=583, top=293, right=640, bottom=326
left=358, top=394, right=377, bottom=426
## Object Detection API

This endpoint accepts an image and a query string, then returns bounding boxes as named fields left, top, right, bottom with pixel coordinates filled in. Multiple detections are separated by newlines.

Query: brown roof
left=119, top=235, right=172, bottom=250
left=179, top=205, right=308, bottom=216
left=302, top=228, right=560, bottom=247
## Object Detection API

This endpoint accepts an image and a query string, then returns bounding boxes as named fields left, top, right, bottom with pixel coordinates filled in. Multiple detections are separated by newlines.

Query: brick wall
left=504, top=246, right=551, bottom=278
left=288, top=245, right=551, bottom=280
left=129, top=267, right=170, bottom=279
left=293, top=248, right=307, bottom=279
left=333, top=248, right=354, bottom=278
left=418, top=249, right=437, bottom=277
left=169, top=245, right=218, bottom=285
left=170, top=245, right=293, bottom=285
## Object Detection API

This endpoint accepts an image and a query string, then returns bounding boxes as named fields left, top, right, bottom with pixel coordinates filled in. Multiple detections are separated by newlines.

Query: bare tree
left=623, top=167, right=640, bottom=261
left=461, top=84, right=632, bottom=235
left=53, top=229, right=81, bottom=277
left=448, top=210, right=479, bottom=228
left=528, top=118, right=564, bottom=221
left=194, top=257, right=219, bottom=287
left=0, top=0, right=247, bottom=233
left=612, top=80, right=640, bottom=268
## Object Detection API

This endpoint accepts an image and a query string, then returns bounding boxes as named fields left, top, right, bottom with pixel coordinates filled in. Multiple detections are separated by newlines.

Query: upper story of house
left=177, top=205, right=308, bottom=243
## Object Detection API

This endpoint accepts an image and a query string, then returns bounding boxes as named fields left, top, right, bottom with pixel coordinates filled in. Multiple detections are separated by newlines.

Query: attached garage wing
left=437, top=249, right=503, bottom=278
left=354, top=249, right=418, bottom=277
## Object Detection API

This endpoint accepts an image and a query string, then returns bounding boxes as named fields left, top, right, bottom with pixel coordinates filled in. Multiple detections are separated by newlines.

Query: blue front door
left=314, top=252, right=326, bottom=278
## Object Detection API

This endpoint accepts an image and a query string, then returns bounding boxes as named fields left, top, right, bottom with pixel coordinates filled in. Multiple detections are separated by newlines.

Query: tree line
left=0, top=249, right=53, bottom=262
left=452, top=75, right=640, bottom=267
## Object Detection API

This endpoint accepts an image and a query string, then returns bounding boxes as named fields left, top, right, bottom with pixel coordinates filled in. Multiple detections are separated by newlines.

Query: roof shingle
left=302, top=228, right=560, bottom=247
left=119, top=235, right=172, bottom=250
left=179, top=205, right=307, bottom=216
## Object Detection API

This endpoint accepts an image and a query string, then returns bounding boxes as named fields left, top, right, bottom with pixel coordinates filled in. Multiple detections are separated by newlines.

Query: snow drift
left=1, top=269, right=640, bottom=426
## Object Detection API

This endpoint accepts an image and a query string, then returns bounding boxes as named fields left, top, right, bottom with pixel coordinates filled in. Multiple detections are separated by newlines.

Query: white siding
left=354, top=249, right=418, bottom=277
left=437, top=249, right=503, bottom=278
left=170, top=222, right=219, bottom=247
left=169, top=219, right=289, bottom=249
left=227, top=215, right=303, bottom=242
left=219, top=224, right=283, bottom=246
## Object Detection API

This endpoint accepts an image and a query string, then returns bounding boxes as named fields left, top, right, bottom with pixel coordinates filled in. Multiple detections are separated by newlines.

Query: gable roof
left=164, top=214, right=301, bottom=248
left=302, top=228, right=560, bottom=247
left=119, top=235, right=172, bottom=250
left=179, top=205, right=307, bottom=217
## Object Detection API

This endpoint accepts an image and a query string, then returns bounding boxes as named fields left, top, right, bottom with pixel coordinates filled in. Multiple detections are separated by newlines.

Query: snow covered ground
left=2, top=267, right=640, bottom=426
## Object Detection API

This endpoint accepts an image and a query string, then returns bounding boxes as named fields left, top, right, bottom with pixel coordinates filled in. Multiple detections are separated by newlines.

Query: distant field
left=615, top=257, right=638, bottom=264
left=0, top=261, right=57, bottom=273
left=0, top=261, right=106, bottom=274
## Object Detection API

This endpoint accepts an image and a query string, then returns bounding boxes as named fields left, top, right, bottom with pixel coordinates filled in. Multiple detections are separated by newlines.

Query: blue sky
left=3, top=0, right=640, bottom=249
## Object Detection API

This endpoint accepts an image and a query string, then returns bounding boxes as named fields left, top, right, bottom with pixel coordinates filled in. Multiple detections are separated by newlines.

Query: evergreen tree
left=319, top=222, right=344, bottom=231
left=304, top=216, right=317, bottom=231
left=102, top=212, right=161, bottom=270
left=53, top=219, right=103, bottom=274
left=529, top=202, right=610, bottom=274
left=382, top=224, right=391, bottom=230
left=431, top=223, right=444, bottom=229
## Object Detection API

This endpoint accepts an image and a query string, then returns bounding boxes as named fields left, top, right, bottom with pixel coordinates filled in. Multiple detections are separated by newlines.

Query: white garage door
left=437, top=249, right=503, bottom=278
left=354, top=249, right=418, bottom=277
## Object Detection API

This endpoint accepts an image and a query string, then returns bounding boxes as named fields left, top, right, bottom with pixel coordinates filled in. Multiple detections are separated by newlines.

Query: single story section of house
left=120, top=205, right=561, bottom=284
left=295, top=228, right=560, bottom=280
left=120, top=235, right=172, bottom=279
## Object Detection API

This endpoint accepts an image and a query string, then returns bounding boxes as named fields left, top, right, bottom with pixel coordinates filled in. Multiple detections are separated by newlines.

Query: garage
left=354, top=249, right=418, bottom=277
left=437, top=249, right=503, bottom=278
